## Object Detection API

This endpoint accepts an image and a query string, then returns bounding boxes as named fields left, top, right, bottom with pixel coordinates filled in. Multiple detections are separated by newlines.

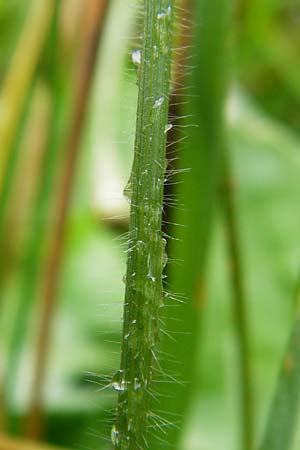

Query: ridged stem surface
left=113, top=1, right=174, bottom=449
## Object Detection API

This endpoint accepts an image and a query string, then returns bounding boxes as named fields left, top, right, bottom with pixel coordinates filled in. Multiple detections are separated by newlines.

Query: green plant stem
left=221, top=155, right=254, bottom=450
left=113, top=1, right=174, bottom=448
left=24, top=0, right=109, bottom=439
left=259, top=291, right=300, bottom=450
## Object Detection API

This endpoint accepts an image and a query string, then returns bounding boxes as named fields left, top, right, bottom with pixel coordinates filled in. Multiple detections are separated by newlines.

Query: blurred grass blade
left=259, top=298, right=300, bottom=450
left=0, top=0, right=54, bottom=193
left=25, top=0, right=110, bottom=439
left=4, top=0, right=64, bottom=421
left=0, top=85, right=34, bottom=432
left=222, top=155, right=254, bottom=450
left=154, top=0, right=233, bottom=447
left=0, top=0, right=55, bottom=434
left=0, top=83, right=35, bottom=245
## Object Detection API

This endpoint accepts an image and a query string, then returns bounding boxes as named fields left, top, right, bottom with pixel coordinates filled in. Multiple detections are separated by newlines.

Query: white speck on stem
left=154, top=97, right=164, bottom=108
left=111, top=370, right=127, bottom=392
left=157, top=11, right=167, bottom=19
left=111, top=425, right=120, bottom=446
left=165, top=123, right=173, bottom=133
left=131, top=49, right=141, bottom=65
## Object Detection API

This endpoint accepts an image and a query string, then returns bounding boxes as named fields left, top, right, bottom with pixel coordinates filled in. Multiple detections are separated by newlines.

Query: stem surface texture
left=113, top=1, right=174, bottom=448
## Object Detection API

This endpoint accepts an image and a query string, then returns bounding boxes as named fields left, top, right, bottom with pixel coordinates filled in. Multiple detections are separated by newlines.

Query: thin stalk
left=0, top=84, right=32, bottom=436
left=259, top=286, right=300, bottom=450
left=0, top=0, right=54, bottom=193
left=0, top=1, right=53, bottom=306
left=4, top=1, right=64, bottom=419
left=24, top=0, right=109, bottom=439
left=0, top=83, right=35, bottom=268
left=221, top=155, right=254, bottom=450
left=112, top=1, right=174, bottom=449
left=0, top=1, right=55, bottom=433
left=0, top=81, right=48, bottom=434
left=0, top=389, right=5, bottom=433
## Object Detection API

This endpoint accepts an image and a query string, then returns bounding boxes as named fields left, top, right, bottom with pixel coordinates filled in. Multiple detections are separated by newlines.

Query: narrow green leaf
left=222, top=154, right=254, bottom=450
left=154, top=0, right=233, bottom=447
left=259, top=301, right=300, bottom=450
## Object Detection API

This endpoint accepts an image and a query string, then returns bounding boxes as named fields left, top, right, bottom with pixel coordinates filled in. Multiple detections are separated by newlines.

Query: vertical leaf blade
left=259, top=307, right=300, bottom=450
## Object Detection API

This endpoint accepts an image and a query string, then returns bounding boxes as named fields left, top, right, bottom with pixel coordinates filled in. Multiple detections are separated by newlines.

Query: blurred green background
left=0, top=1, right=300, bottom=449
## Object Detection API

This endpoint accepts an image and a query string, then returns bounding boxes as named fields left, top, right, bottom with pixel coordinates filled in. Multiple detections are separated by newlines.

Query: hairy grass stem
left=112, top=1, right=174, bottom=448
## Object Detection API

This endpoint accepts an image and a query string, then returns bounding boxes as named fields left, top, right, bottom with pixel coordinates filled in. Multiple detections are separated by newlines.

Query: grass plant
left=112, top=1, right=174, bottom=448
left=222, top=155, right=254, bottom=450
left=259, top=290, right=300, bottom=450
left=154, top=0, right=233, bottom=447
